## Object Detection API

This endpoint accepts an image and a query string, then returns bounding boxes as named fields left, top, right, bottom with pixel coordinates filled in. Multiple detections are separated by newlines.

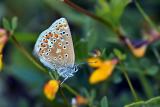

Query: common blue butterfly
left=33, top=18, right=78, bottom=84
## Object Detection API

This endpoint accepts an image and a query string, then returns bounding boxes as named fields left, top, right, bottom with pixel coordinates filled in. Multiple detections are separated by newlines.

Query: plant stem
left=11, top=35, right=47, bottom=72
left=62, top=0, right=127, bottom=40
left=11, top=35, right=80, bottom=99
left=48, top=71, right=55, bottom=79
left=135, top=0, right=157, bottom=30
left=137, top=72, right=153, bottom=98
left=62, top=83, right=79, bottom=96
left=120, top=63, right=139, bottom=101
left=63, top=0, right=115, bottom=31
left=152, top=47, right=160, bottom=64
left=60, top=88, right=70, bottom=107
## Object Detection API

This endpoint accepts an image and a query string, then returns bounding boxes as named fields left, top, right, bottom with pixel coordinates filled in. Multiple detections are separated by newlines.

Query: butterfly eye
left=74, top=67, right=77, bottom=71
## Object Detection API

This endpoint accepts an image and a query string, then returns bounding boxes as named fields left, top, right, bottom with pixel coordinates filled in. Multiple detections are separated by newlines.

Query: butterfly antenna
left=77, top=61, right=97, bottom=67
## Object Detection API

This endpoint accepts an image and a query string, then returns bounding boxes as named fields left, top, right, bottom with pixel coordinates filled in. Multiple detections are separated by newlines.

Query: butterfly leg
left=60, top=76, right=69, bottom=85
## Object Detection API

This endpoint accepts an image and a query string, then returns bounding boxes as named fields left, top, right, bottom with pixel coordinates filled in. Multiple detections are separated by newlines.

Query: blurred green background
left=0, top=0, right=160, bottom=107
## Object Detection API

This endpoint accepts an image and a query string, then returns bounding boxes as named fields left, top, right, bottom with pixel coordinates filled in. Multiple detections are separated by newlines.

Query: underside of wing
left=33, top=18, right=75, bottom=70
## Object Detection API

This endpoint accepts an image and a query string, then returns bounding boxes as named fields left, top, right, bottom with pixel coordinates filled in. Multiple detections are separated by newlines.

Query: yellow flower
left=87, top=57, right=103, bottom=68
left=0, top=28, right=8, bottom=71
left=126, top=39, right=147, bottom=58
left=89, top=58, right=118, bottom=84
left=43, top=80, right=59, bottom=100
left=130, top=45, right=147, bottom=58
left=0, top=54, right=3, bottom=70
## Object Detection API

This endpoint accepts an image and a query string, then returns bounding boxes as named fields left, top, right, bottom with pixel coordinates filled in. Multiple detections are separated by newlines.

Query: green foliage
left=1, top=0, right=160, bottom=107
left=114, top=48, right=126, bottom=61
left=125, top=96, right=160, bottom=107
left=2, top=17, right=18, bottom=33
left=11, top=16, right=18, bottom=31
left=2, top=18, right=11, bottom=31
left=96, top=0, right=131, bottom=27
left=83, top=89, right=96, bottom=106
left=100, top=96, right=108, bottom=107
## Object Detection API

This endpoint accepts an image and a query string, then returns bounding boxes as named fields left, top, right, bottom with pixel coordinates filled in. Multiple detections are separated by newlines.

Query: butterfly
left=33, top=18, right=78, bottom=84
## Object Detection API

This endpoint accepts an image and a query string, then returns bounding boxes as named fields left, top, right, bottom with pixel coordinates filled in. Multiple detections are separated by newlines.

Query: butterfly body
left=33, top=18, right=78, bottom=83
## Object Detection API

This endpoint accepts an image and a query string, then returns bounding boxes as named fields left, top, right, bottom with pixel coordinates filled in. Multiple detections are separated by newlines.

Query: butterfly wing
left=33, top=18, right=75, bottom=70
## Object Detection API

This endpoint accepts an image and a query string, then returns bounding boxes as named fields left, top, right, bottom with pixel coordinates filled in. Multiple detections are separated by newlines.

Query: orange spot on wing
left=54, top=34, right=59, bottom=38
left=43, top=39, right=48, bottom=43
left=41, top=43, right=46, bottom=47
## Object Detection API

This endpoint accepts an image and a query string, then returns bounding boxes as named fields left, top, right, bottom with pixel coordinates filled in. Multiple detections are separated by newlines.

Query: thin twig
left=119, top=63, right=139, bottom=101
left=63, top=0, right=115, bottom=31
left=135, top=0, right=157, bottom=30
left=60, top=88, right=70, bottom=107
left=152, top=47, right=160, bottom=64
left=11, top=35, right=47, bottom=72
left=62, top=83, right=79, bottom=96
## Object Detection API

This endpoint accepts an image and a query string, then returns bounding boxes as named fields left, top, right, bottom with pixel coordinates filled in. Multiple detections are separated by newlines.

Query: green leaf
left=100, top=96, right=108, bottom=107
left=146, top=65, right=159, bottom=76
left=110, top=0, right=131, bottom=24
left=11, top=16, right=18, bottom=31
left=2, top=18, right=11, bottom=31
left=96, top=0, right=131, bottom=26
left=113, top=49, right=126, bottom=61
left=90, top=90, right=96, bottom=103
left=124, top=96, right=160, bottom=107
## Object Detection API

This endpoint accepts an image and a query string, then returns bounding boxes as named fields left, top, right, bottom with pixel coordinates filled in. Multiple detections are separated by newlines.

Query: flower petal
left=87, top=57, right=103, bottom=68
left=76, top=95, right=88, bottom=105
left=0, top=54, right=3, bottom=71
left=126, top=38, right=147, bottom=58
left=44, top=80, right=59, bottom=100
left=89, top=59, right=118, bottom=84
left=0, top=28, right=8, bottom=71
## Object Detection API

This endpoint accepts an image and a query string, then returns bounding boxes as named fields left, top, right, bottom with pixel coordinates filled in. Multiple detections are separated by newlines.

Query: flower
left=87, top=57, right=103, bottom=68
left=0, top=28, right=8, bottom=71
left=88, top=58, right=118, bottom=84
left=120, top=35, right=148, bottom=58
left=71, top=95, right=88, bottom=107
left=76, top=95, right=88, bottom=105
left=43, top=80, right=59, bottom=100
left=125, top=39, right=148, bottom=58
